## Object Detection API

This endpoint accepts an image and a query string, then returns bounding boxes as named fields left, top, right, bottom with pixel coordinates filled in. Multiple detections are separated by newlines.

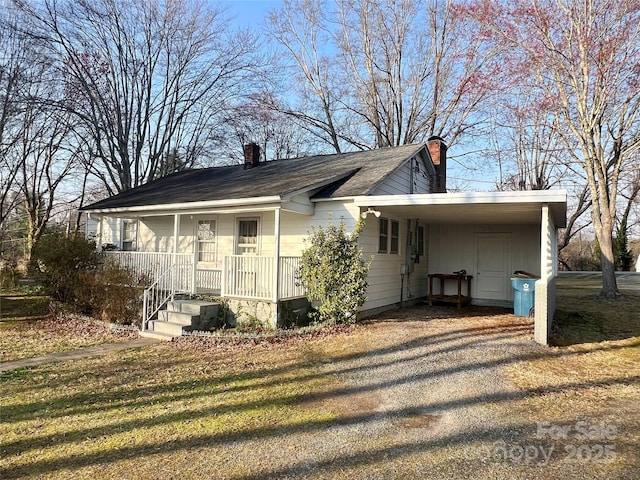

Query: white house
left=81, top=139, right=566, bottom=344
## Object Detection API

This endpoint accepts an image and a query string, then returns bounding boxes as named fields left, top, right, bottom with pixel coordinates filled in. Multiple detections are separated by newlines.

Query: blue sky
left=220, top=0, right=283, bottom=27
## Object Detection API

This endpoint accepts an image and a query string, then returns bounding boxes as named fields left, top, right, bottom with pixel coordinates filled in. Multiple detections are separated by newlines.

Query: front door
left=475, top=233, right=511, bottom=301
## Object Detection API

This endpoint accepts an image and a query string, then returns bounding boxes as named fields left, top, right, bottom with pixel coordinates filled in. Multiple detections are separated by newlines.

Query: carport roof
left=351, top=191, right=567, bottom=227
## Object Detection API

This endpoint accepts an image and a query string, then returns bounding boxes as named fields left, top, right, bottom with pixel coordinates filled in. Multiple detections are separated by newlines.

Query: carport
left=354, top=190, right=567, bottom=345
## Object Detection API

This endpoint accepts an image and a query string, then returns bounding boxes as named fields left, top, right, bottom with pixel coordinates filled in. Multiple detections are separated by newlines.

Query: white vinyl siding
left=137, top=216, right=193, bottom=253
left=278, top=201, right=361, bottom=257
left=358, top=212, right=429, bottom=312
left=428, top=223, right=540, bottom=302
left=96, top=216, right=122, bottom=248
left=372, top=155, right=431, bottom=195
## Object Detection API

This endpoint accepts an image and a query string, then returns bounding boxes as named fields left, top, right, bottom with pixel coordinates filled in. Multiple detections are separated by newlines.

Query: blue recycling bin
left=511, top=277, right=536, bottom=316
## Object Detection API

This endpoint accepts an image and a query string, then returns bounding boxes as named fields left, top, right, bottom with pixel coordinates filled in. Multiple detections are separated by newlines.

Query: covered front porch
left=89, top=207, right=307, bottom=330
left=104, top=250, right=304, bottom=332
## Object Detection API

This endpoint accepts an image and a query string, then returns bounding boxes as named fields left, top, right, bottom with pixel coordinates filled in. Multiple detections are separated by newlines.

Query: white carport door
left=475, top=233, right=511, bottom=300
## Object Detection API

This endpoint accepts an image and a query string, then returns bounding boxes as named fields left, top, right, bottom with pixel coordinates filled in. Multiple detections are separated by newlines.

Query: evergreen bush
left=298, top=219, right=370, bottom=324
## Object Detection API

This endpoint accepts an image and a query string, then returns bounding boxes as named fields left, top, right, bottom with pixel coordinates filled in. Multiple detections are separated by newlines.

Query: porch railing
left=223, top=255, right=274, bottom=299
left=279, top=256, right=305, bottom=298
left=107, top=252, right=305, bottom=322
left=104, top=251, right=191, bottom=285
left=196, top=268, right=222, bottom=292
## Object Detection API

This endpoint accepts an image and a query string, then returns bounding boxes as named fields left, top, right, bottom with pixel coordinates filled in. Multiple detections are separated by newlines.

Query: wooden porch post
left=95, top=215, right=103, bottom=250
left=273, top=208, right=281, bottom=303
left=172, top=214, right=181, bottom=295
left=191, top=217, right=198, bottom=295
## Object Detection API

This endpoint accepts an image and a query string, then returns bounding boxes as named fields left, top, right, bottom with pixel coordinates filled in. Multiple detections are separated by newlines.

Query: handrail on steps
left=142, top=264, right=182, bottom=332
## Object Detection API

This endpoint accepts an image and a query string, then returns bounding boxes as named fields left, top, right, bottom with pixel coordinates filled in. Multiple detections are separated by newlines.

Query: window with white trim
left=197, top=219, right=217, bottom=263
left=236, top=218, right=259, bottom=255
left=379, top=217, right=400, bottom=254
left=390, top=220, right=400, bottom=254
left=378, top=217, right=389, bottom=253
left=122, top=220, right=137, bottom=251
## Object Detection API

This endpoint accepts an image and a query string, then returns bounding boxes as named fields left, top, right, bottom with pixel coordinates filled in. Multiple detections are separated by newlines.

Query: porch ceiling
left=353, top=191, right=567, bottom=227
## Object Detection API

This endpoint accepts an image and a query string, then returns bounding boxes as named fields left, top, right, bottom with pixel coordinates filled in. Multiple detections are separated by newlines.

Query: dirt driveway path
left=224, top=306, right=636, bottom=479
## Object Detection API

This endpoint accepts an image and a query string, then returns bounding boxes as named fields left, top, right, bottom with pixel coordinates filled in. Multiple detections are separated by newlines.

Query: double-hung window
left=390, top=220, right=400, bottom=254
left=236, top=218, right=259, bottom=255
left=379, top=218, right=389, bottom=253
left=122, top=220, right=137, bottom=251
left=197, top=220, right=217, bottom=263
left=379, top=217, right=400, bottom=254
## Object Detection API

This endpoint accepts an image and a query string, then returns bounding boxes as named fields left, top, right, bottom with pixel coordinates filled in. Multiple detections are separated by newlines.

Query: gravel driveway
left=220, top=305, right=633, bottom=479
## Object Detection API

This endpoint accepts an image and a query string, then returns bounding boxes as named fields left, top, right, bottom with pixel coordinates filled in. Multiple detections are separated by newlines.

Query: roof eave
left=354, top=190, right=567, bottom=206
left=353, top=190, right=568, bottom=227
left=82, top=195, right=283, bottom=215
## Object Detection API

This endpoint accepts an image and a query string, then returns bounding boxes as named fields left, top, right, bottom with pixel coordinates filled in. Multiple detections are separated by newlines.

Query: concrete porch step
left=158, top=310, right=200, bottom=326
left=148, top=319, right=192, bottom=336
left=168, top=300, right=219, bottom=317
left=145, top=299, right=221, bottom=339
left=139, top=330, right=176, bottom=342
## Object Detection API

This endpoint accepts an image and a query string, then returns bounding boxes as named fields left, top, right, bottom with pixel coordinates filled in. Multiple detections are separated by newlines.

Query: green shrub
left=32, top=232, right=102, bottom=303
left=614, top=222, right=634, bottom=271
left=0, top=263, right=18, bottom=290
left=32, top=231, right=142, bottom=325
left=298, top=219, right=370, bottom=324
left=75, top=261, right=143, bottom=326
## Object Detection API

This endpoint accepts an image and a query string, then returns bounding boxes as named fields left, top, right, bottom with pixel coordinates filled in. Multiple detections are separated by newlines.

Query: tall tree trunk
left=594, top=214, right=619, bottom=297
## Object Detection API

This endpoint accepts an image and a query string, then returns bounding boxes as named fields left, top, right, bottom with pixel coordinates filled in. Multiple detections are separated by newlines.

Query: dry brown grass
left=0, top=330, right=354, bottom=479
left=501, top=273, right=640, bottom=475
left=0, top=292, right=137, bottom=362
left=2, top=275, right=639, bottom=479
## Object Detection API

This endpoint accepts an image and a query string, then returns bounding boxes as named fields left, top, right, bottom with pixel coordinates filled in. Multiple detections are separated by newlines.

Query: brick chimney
left=427, top=136, right=447, bottom=193
left=243, top=142, right=260, bottom=169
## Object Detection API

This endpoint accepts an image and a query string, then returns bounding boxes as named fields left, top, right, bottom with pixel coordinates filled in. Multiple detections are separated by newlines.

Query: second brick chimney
left=427, top=136, right=447, bottom=193
left=243, top=143, right=260, bottom=169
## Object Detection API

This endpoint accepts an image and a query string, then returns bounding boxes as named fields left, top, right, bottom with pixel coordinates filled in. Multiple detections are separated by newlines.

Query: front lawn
left=0, top=335, right=344, bottom=479
left=551, top=273, right=640, bottom=345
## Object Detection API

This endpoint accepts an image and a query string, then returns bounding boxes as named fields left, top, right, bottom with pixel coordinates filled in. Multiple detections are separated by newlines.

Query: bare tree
left=17, top=107, right=78, bottom=262
left=493, top=92, right=569, bottom=191
left=220, top=94, right=315, bottom=164
left=15, top=0, right=262, bottom=194
left=0, top=3, right=80, bottom=261
left=471, top=0, right=640, bottom=296
left=0, top=4, right=28, bottom=233
left=266, top=0, right=347, bottom=152
left=267, top=0, right=499, bottom=152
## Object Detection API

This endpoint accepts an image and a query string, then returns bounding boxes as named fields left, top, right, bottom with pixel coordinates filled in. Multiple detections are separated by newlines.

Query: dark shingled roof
left=82, top=143, right=429, bottom=211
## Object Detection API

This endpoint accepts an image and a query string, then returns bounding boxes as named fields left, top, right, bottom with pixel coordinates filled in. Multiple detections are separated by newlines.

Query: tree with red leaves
left=466, top=0, right=640, bottom=297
